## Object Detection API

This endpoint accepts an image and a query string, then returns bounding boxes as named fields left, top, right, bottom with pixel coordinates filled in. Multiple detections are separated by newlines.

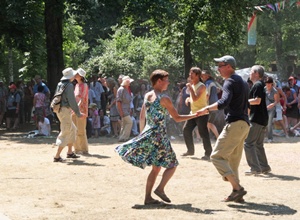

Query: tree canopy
left=0, top=0, right=299, bottom=91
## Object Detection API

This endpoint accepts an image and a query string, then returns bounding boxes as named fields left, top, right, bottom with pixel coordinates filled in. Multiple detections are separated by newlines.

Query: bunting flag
left=248, top=14, right=257, bottom=45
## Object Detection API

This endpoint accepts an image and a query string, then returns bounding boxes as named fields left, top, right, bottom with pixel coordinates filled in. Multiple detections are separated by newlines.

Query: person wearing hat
left=53, top=67, right=84, bottom=162
left=72, top=68, right=89, bottom=154
left=197, top=55, right=250, bottom=202
left=116, top=75, right=134, bottom=142
left=6, top=83, right=21, bottom=130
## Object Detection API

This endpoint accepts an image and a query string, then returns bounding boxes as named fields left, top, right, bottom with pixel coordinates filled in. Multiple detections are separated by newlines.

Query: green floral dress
left=115, top=94, right=178, bottom=169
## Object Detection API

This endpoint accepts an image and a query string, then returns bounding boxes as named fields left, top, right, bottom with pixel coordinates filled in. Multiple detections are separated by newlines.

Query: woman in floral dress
left=115, top=69, right=202, bottom=205
left=72, top=68, right=89, bottom=154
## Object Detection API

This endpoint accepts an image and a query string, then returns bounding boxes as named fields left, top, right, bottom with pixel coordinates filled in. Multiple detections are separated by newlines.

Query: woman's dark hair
left=37, top=85, right=44, bottom=92
left=190, top=67, right=203, bottom=82
left=149, top=69, right=169, bottom=86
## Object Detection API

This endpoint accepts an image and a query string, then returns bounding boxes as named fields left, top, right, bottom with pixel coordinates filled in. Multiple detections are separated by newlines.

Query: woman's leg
left=155, top=167, right=176, bottom=197
left=145, top=165, right=161, bottom=203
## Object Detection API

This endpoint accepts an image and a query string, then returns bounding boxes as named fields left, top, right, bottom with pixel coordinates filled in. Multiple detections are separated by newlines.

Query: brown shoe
left=222, top=187, right=247, bottom=202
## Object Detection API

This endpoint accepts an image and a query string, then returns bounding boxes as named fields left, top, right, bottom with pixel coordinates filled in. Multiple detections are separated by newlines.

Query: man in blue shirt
left=198, top=55, right=250, bottom=203
left=33, top=75, right=50, bottom=98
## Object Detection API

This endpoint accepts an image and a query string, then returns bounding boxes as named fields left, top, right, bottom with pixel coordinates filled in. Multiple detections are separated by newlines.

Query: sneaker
left=267, top=139, right=273, bottom=143
left=66, top=152, right=80, bottom=158
left=201, top=155, right=211, bottom=161
left=245, top=170, right=261, bottom=176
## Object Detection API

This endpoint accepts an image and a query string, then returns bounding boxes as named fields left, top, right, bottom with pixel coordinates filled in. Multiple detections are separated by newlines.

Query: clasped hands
left=195, top=107, right=209, bottom=117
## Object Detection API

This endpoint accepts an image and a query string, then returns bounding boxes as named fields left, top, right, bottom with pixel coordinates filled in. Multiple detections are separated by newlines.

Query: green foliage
left=63, top=14, right=89, bottom=68
left=83, top=26, right=183, bottom=81
left=0, top=0, right=46, bottom=81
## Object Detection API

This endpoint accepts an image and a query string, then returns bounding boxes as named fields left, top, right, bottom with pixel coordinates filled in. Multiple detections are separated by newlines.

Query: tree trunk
left=183, top=30, right=193, bottom=79
left=45, top=0, right=65, bottom=95
left=8, top=48, right=13, bottom=82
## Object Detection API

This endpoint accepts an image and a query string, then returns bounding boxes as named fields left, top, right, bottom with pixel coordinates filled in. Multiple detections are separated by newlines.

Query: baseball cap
left=214, top=55, right=236, bottom=69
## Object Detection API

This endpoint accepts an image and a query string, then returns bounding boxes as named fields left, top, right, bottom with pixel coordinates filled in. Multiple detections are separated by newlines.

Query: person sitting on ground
left=36, top=115, right=51, bottom=136
left=99, top=109, right=111, bottom=136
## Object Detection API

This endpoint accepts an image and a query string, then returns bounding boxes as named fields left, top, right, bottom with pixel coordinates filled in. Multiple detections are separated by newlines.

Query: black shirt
left=217, top=73, right=250, bottom=125
left=249, top=80, right=268, bottom=126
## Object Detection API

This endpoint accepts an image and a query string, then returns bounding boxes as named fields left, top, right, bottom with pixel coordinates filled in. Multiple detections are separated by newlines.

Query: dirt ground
left=0, top=125, right=299, bottom=220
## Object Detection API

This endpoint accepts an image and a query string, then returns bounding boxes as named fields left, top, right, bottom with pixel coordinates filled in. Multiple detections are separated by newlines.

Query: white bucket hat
left=121, top=76, right=134, bottom=86
left=75, top=68, right=86, bottom=78
left=61, top=67, right=75, bottom=80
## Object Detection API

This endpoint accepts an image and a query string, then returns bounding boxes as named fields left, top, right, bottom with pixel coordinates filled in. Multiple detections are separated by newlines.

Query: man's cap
left=214, top=55, right=236, bottom=69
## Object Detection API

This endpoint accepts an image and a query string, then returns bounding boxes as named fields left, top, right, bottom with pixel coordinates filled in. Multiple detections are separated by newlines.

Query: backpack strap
left=54, top=82, right=70, bottom=97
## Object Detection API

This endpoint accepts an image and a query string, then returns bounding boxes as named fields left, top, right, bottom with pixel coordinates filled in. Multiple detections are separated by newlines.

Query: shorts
left=6, top=109, right=18, bottom=118
left=275, top=109, right=283, bottom=121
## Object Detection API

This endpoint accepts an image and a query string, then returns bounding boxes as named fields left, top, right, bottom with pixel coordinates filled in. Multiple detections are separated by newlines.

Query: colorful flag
left=248, top=14, right=258, bottom=45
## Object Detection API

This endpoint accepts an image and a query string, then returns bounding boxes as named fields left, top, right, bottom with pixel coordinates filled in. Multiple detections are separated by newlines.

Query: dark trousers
left=183, top=114, right=212, bottom=156
left=244, top=122, right=271, bottom=172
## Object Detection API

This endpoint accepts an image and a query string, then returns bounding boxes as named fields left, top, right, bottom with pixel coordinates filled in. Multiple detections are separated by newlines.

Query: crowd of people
left=1, top=57, right=300, bottom=204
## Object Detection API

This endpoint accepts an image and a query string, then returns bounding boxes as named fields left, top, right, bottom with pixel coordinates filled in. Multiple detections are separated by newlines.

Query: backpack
left=50, top=82, right=70, bottom=113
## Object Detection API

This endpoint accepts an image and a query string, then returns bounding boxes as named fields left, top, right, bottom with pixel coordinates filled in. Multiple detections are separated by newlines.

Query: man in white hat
left=53, top=67, right=85, bottom=162
left=116, top=75, right=134, bottom=142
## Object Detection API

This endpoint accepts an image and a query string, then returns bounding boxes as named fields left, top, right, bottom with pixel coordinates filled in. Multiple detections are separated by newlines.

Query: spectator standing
left=0, top=80, right=8, bottom=126
left=106, top=77, right=120, bottom=138
left=33, top=75, right=50, bottom=98
left=182, top=67, right=212, bottom=160
left=99, top=76, right=108, bottom=114
left=283, top=86, right=298, bottom=129
left=72, top=68, right=89, bottom=154
left=90, top=74, right=104, bottom=110
left=116, top=76, right=134, bottom=142
left=23, top=81, right=34, bottom=123
left=198, top=55, right=250, bottom=202
left=53, top=68, right=83, bottom=162
left=88, top=82, right=96, bottom=104
left=6, top=84, right=21, bottom=130
left=244, top=65, right=271, bottom=175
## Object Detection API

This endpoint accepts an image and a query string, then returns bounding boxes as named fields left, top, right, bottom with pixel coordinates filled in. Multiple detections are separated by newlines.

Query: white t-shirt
left=38, top=117, right=50, bottom=136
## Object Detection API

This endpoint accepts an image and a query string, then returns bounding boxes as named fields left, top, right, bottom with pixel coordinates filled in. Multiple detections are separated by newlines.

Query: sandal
left=66, top=152, right=80, bottom=158
left=53, top=157, right=65, bottom=162
left=223, top=187, right=247, bottom=202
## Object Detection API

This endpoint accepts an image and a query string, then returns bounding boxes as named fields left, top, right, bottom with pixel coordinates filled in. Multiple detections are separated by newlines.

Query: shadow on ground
left=132, top=203, right=224, bottom=214
left=228, top=202, right=297, bottom=216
